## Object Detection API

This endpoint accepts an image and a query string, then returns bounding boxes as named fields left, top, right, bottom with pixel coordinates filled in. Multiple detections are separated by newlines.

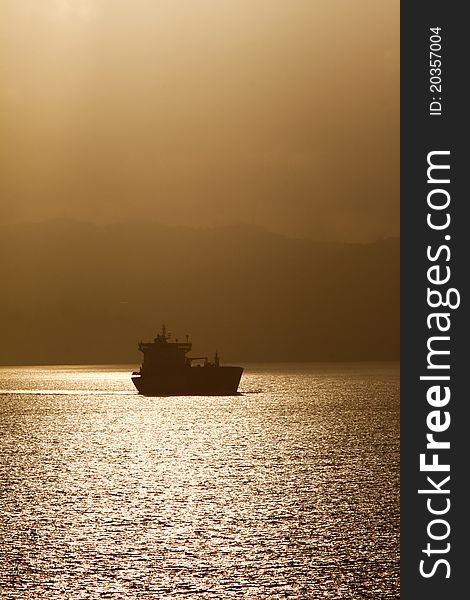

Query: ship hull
left=132, top=366, right=243, bottom=396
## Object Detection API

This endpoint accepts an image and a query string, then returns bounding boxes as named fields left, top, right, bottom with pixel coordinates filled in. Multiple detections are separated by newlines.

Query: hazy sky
left=1, top=0, right=399, bottom=241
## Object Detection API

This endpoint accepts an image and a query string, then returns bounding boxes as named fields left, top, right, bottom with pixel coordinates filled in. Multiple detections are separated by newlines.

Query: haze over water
left=2, top=0, right=398, bottom=242
left=0, top=363, right=399, bottom=598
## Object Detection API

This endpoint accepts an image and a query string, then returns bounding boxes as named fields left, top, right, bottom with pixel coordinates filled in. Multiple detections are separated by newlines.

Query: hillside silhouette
left=0, top=220, right=399, bottom=365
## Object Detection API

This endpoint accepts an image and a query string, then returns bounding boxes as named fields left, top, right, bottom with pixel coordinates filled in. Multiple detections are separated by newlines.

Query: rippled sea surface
left=0, top=364, right=399, bottom=599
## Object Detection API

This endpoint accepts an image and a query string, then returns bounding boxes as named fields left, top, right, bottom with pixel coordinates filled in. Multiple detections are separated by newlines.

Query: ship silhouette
left=131, top=325, right=243, bottom=395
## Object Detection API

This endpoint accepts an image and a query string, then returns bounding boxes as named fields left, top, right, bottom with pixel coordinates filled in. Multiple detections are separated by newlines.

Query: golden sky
left=1, top=0, right=399, bottom=241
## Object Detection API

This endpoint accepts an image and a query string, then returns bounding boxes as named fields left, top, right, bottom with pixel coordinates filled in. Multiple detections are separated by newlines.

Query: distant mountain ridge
left=0, top=220, right=399, bottom=365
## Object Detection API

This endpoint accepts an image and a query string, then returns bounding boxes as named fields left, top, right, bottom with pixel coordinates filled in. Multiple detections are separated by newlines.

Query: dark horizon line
left=0, top=359, right=400, bottom=368
left=0, top=216, right=401, bottom=245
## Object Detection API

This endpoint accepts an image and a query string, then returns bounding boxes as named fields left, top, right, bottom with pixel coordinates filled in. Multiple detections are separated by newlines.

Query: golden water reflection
left=0, top=364, right=399, bottom=598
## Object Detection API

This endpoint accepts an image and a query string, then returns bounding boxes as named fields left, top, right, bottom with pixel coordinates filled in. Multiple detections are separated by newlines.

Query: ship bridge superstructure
left=138, top=325, right=193, bottom=374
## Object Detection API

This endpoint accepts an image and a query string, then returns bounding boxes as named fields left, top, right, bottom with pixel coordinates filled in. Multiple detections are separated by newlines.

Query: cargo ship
left=131, top=325, right=243, bottom=395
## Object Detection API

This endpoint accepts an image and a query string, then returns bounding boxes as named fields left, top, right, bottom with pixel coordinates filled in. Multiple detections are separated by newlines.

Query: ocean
left=0, top=363, right=399, bottom=599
